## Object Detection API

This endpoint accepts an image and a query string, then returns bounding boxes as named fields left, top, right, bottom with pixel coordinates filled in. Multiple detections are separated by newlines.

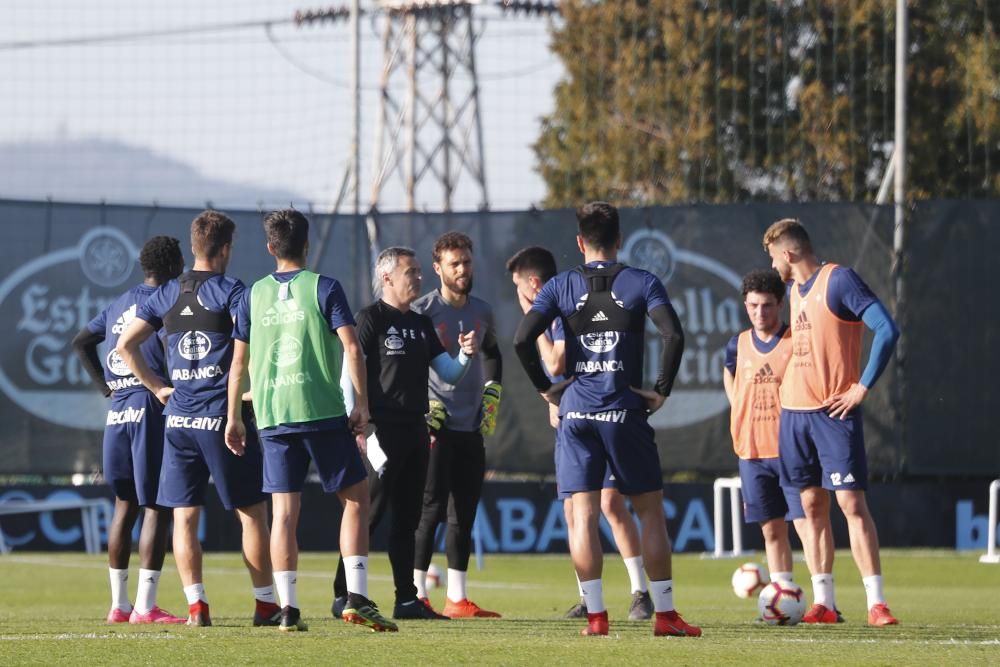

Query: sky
left=0, top=1, right=563, bottom=212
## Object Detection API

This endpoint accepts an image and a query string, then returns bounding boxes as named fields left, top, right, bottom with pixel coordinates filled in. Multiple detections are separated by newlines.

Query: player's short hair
left=741, top=269, right=786, bottom=303
left=505, top=246, right=557, bottom=282
left=263, top=209, right=309, bottom=260
left=372, top=246, right=416, bottom=298
left=139, top=235, right=184, bottom=283
left=432, top=231, right=473, bottom=264
left=576, top=201, right=620, bottom=250
left=190, top=210, right=235, bottom=259
left=762, top=218, right=813, bottom=253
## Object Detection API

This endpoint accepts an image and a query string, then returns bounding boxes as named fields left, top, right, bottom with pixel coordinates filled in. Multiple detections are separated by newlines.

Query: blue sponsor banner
left=3, top=480, right=996, bottom=553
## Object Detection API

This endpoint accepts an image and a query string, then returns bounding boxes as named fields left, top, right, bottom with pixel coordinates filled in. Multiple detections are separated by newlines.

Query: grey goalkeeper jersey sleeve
left=412, top=289, right=495, bottom=432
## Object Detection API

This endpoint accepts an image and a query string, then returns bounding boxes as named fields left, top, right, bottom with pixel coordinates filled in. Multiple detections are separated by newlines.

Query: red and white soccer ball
left=731, top=562, right=769, bottom=599
left=757, top=581, right=807, bottom=625
left=426, top=563, right=443, bottom=590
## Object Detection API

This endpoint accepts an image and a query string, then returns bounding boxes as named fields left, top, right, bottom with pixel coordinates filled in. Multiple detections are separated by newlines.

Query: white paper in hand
left=366, top=433, right=388, bottom=477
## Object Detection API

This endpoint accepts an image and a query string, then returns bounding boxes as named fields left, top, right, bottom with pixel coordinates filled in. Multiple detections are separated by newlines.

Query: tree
left=534, top=0, right=999, bottom=206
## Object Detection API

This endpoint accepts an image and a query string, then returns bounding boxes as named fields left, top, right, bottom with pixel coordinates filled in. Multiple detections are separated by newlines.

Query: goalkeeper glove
left=426, top=399, right=448, bottom=434
left=479, top=382, right=503, bottom=437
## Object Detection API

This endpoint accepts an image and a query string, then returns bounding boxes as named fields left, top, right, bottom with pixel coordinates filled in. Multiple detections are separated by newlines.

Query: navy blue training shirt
left=531, top=261, right=670, bottom=415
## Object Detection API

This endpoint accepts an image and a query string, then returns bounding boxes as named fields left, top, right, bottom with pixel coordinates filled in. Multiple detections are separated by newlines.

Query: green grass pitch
left=1, top=549, right=998, bottom=665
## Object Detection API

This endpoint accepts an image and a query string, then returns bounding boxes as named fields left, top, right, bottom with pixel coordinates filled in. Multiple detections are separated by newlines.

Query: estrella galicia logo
left=268, top=334, right=303, bottom=368
left=80, top=228, right=134, bottom=287
left=178, top=331, right=212, bottom=361
left=105, top=349, right=132, bottom=377
left=0, top=227, right=140, bottom=430
left=621, top=229, right=676, bottom=285
left=580, top=331, right=620, bottom=354
left=384, top=334, right=404, bottom=351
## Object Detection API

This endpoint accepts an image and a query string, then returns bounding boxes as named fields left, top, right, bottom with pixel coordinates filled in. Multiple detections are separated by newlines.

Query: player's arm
left=430, top=348, right=473, bottom=385
left=722, top=334, right=738, bottom=406
left=478, top=311, right=503, bottom=435
left=427, top=314, right=475, bottom=384
left=71, top=327, right=111, bottom=397
left=225, top=339, right=250, bottom=456
left=481, top=322, right=502, bottom=384
left=825, top=269, right=900, bottom=418
left=538, top=320, right=566, bottom=378
left=339, top=324, right=369, bottom=436
left=224, top=289, right=252, bottom=454
left=826, top=302, right=899, bottom=418
left=514, top=289, right=571, bottom=405
left=117, top=318, right=171, bottom=404
left=630, top=302, right=685, bottom=414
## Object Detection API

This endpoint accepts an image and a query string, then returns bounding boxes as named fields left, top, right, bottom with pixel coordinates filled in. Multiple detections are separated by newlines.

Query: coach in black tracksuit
left=332, top=247, right=476, bottom=620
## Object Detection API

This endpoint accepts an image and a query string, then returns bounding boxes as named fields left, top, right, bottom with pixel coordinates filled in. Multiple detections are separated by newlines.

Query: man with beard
left=410, top=231, right=504, bottom=618
left=763, top=218, right=899, bottom=627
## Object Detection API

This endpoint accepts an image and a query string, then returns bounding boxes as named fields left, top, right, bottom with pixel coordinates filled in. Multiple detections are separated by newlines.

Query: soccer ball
left=731, top=562, right=769, bottom=599
left=757, top=581, right=807, bottom=625
left=426, top=563, right=443, bottom=590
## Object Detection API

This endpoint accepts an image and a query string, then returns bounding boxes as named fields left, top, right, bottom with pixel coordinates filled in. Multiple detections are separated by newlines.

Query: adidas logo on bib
left=180, top=305, right=194, bottom=316
left=591, top=310, right=609, bottom=322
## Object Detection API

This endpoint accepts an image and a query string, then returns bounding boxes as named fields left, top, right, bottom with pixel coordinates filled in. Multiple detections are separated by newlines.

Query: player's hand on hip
left=224, top=419, right=246, bottom=456
left=541, top=377, right=573, bottom=407
left=630, top=386, right=666, bottom=414
left=824, top=383, right=868, bottom=419
left=154, top=386, right=174, bottom=405
left=458, top=330, right=478, bottom=356
left=547, top=402, right=560, bottom=429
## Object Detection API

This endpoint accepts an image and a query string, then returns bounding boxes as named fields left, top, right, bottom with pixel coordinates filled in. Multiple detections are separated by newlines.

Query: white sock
left=183, top=583, right=207, bottom=605
left=253, top=585, right=276, bottom=604
left=580, top=578, right=605, bottom=614
left=648, top=578, right=674, bottom=613
left=274, top=571, right=298, bottom=609
left=414, top=569, right=428, bottom=599
left=772, top=571, right=794, bottom=584
left=134, top=569, right=160, bottom=614
left=811, top=574, right=835, bottom=609
left=109, top=568, right=131, bottom=612
left=575, top=572, right=584, bottom=597
left=344, top=555, right=369, bottom=599
left=447, top=568, right=467, bottom=603
left=862, top=575, right=886, bottom=610
left=623, top=556, right=647, bottom=593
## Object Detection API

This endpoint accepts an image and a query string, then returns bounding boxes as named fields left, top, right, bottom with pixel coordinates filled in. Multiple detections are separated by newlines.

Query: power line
left=0, top=2, right=560, bottom=52
left=0, top=16, right=296, bottom=51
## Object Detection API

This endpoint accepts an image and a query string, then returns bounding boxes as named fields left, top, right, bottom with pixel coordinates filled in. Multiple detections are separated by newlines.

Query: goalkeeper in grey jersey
left=411, top=231, right=503, bottom=619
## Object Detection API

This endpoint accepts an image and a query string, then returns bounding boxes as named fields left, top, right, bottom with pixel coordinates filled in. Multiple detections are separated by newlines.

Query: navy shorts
left=157, top=403, right=266, bottom=511
left=103, top=390, right=165, bottom=506
left=778, top=409, right=868, bottom=491
left=555, top=424, right=616, bottom=499
left=738, top=457, right=805, bottom=523
left=557, top=409, right=662, bottom=496
left=259, top=417, right=366, bottom=494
